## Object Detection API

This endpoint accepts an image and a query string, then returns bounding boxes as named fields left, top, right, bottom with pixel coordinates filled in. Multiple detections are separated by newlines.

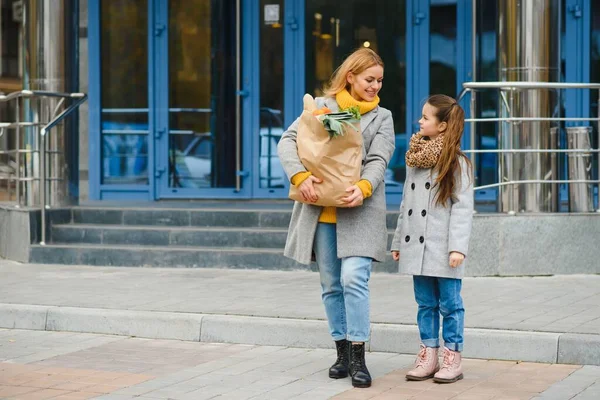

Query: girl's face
left=347, top=65, right=384, bottom=102
left=419, top=102, right=447, bottom=139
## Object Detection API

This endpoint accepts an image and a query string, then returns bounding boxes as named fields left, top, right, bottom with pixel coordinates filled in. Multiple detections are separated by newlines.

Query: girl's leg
left=313, top=223, right=346, bottom=341
left=437, top=278, right=464, bottom=352
left=406, top=275, right=441, bottom=381
left=434, top=277, right=465, bottom=383
left=340, top=256, right=373, bottom=388
left=413, top=275, right=441, bottom=348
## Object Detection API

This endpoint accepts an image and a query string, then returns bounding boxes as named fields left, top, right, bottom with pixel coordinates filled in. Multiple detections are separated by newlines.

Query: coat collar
left=323, top=96, right=379, bottom=133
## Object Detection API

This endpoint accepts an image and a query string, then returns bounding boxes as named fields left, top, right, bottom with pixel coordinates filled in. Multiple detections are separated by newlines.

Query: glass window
left=100, top=0, right=149, bottom=184
left=0, top=0, right=20, bottom=79
left=591, top=2, right=600, bottom=185
left=305, top=0, right=406, bottom=189
left=167, top=0, right=238, bottom=190
left=430, top=1, right=456, bottom=97
left=259, top=0, right=284, bottom=190
left=475, top=0, right=498, bottom=191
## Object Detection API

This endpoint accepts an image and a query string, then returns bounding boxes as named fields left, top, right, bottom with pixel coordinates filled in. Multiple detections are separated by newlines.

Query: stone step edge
left=51, top=224, right=291, bottom=233
left=29, top=243, right=288, bottom=253
left=0, top=303, right=597, bottom=366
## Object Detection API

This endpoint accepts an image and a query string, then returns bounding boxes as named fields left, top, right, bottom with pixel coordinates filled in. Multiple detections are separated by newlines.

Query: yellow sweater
left=291, top=90, right=379, bottom=223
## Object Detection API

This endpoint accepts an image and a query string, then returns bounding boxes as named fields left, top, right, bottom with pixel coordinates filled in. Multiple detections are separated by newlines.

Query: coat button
left=421, top=210, right=426, bottom=217
left=405, top=235, right=410, bottom=242
left=419, top=236, right=424, bottom=243
left=411, top=183, right=416, bottom=190
left=425, top=182, right=431, bottom=189
left=408, top=209, right=413, bottom=216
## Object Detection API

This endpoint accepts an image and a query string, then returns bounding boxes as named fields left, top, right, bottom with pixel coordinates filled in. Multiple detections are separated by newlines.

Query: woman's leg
left=313, top=223, right=346, bottom=341
left=341, top=256, right=373, bottom=388
left=340, top=256, right=372, bottom=342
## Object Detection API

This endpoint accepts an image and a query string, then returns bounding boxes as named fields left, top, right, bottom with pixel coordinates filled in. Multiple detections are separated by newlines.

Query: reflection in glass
left=259, top=0, right=285, bottom=189
left=591, top=3, right=600, bottom=183
left=168, top=0, right=238, bottom=189
left=475, top=0, right=498, bottom=189
left=430, top=2, right=456, bottom=97
left=100, top=0, right=149, bottom=184
left=102, top=134, right=148, bottom=184
left=304, top=0, right=406, bottom=189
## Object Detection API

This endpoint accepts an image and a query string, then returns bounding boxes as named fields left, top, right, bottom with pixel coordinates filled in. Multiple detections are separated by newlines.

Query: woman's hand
left=341, top=185, right=364, bottom=208
left=449, top=252, right=465, bottom=268
left=392, top=251, right=400, bottom=261
left=299, top=176, right=322, bottom=203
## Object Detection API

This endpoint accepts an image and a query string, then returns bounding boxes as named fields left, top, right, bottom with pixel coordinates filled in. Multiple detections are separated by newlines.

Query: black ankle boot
left=349, top=343, right=371, bottom=388
left=329, top=339, right=350, bottom=379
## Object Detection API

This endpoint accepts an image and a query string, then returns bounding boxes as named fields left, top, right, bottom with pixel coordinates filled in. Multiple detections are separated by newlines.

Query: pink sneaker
left=433, top=347, right=463, bottom=383
left=405, top=344, right=439, bottom=381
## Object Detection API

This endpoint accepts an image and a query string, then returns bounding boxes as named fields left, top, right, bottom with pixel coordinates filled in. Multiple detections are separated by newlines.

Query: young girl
left=391, top=94, right=474, bottom=384
left=278, top=48, right=395, bottom=388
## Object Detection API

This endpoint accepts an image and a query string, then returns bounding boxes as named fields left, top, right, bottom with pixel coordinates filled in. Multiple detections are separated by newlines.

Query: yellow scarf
left=335, top=89, right=380, bottom=115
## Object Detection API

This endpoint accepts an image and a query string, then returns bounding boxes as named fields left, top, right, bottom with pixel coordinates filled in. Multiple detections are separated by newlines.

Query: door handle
left=414, top=12, right=426, bottom=26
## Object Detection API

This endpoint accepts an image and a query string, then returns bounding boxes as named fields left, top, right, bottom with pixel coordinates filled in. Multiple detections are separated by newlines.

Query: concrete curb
left=0, top=303, right=597, bottom=366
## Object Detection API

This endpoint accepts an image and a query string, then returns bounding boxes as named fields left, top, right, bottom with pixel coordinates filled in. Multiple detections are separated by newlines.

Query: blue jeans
left=313, top=223, right=372, bottom=342
left=413, top=275, right=465, bottom=352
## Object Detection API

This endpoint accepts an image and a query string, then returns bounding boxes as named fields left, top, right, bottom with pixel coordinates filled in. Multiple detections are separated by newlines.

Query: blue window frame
left=88, top=0, right=481, bottom=203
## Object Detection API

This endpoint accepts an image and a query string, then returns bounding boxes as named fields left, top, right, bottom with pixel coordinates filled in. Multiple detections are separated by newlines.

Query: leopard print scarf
left=405, top=133, right=444, bottom=169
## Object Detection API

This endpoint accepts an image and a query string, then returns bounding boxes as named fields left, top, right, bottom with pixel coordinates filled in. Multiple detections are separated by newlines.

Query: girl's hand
left=449, top=252, right=465, bottom=268
left=299, top=176, right=322, bottom=203
left=341, top=185, right=364, bottom=208
left=392, top=251, right=400, bottom=261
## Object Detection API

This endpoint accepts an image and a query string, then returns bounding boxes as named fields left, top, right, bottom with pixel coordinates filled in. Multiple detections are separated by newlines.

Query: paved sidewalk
left=0, top=261, right=599, bottom=365
left=2, top=329, right=599, bottom=400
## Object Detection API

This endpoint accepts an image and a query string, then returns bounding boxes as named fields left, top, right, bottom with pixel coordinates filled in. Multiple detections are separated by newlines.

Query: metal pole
left=470, top=92, right=476, bottom=183
left=15, top=97, right=21, bottom=206
left=234, top=0, right=241, bottom=192
left=471, top=0, right=477, bottom=184
left=40, top=129, right=46, bottom=245
left=597, top=89, right=600, bottom=212
left=508, top=90, right=515, bottom=214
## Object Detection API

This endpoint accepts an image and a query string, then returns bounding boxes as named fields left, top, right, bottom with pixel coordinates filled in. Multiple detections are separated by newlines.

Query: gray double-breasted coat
left=391, top=158, right=474, bottom=279
left=277, top=96, right=396, bottom=265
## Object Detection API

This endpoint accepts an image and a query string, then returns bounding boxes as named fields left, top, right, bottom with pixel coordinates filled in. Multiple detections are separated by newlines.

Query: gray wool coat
left=391, top=158, right=474, bottom=279
left=277, top=96, right=396, bottom=265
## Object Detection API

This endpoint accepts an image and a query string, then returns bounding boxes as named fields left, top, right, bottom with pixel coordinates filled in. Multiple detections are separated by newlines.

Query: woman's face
left=347, top=65, right=384, bottom=102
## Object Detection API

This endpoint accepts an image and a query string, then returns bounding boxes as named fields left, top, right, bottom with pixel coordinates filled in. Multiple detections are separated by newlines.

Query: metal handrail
left=0, top=90, right=87, bottom=244
left=39, top=94, right=88, bottom=244
left=458, top=81, right=600, bottom=212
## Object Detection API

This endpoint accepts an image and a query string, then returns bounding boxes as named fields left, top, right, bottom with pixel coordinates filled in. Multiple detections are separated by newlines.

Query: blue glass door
left=154, top=0, right=250, bottom=198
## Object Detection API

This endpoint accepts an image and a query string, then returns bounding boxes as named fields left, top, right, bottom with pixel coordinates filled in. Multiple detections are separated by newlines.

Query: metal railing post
left=40, top=128, right=47, bottom=245
left=597, top=88, right=600, bottom=212
left=15, top=97, right=21, bottom=206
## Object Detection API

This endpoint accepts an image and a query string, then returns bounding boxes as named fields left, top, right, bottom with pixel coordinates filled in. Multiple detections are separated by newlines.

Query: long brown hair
left=323, top=48, right=384, bottom=96
left=426, top=94, right=472, bottom=206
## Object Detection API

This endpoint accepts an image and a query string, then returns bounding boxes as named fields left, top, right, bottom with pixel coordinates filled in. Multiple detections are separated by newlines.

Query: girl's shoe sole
left=433, top=373, right=464, bottom=383
left=405, top=373, right=435, bottom=381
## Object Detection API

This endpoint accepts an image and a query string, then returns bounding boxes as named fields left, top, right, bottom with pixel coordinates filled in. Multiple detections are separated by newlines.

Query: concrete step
left=29, top=243, right=398, bottom=272
left=50, top=224, right=290, bottom=249
left=51, top=224, right=397, bottom=250
left=66, top=206, right=402, bottom=230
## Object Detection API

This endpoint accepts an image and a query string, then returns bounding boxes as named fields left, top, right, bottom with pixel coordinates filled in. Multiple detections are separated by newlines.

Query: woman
left=277, top=48, right=395, bottom=388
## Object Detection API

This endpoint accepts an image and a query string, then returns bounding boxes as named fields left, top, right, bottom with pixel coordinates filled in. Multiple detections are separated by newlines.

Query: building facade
left=1, top=0, right=599, bottom=208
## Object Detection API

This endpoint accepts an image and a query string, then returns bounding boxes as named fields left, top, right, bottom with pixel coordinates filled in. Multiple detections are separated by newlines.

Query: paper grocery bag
left=289, top=94, right=363, bottom=207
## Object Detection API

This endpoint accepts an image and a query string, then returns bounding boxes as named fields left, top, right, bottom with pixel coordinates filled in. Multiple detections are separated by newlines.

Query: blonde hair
left=323, top=48, right=384, bottom=97
left=426, top=94, right=472, bottom=206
